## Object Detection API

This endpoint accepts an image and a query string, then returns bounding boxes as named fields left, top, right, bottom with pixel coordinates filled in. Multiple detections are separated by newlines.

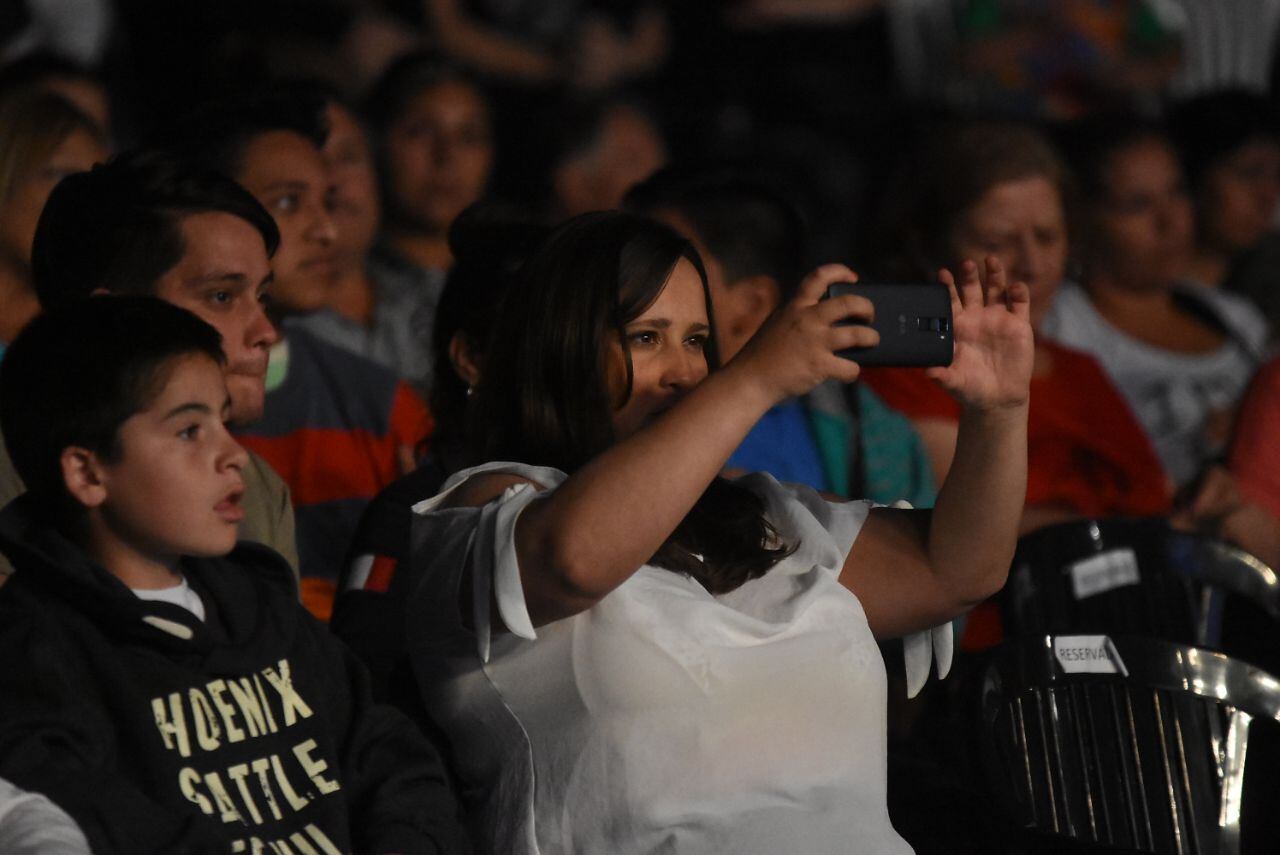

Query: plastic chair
left=979, top=635, right=1280, bottom=855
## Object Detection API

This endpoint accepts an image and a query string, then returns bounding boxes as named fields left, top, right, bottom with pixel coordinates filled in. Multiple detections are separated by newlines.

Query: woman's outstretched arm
left=842, top=257, right=1033, bottom=638
left=446, top=264, right=875, bottom=627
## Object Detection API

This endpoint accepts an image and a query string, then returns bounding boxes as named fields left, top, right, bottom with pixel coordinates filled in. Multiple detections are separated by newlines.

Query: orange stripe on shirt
left=238, top=428, right=404, bottom=506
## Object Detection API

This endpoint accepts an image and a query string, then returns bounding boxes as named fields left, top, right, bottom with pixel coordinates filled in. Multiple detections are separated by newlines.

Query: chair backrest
left=979, top=635, right=1280, bottom=855
left=1007, top=518, right=1198, bottom=642
left=1004, top=519, right=1280, bottom=669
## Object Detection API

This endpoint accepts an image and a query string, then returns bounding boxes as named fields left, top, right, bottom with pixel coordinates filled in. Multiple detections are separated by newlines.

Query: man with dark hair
left=159, top=91, right=432, bottom=621
left=0, top=149, right=296, bottom=578
left=626, top=166, right=936, bottom=506
left=0, top=296, right=465, bottom=854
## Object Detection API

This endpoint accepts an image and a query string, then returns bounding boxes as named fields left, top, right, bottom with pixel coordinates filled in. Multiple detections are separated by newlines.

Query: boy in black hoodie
left=0, top=297, right=466, bottom=854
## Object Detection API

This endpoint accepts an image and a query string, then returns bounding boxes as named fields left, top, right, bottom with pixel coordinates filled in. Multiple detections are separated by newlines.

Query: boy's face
left=234, top=130, right=337, bottom=315
left=153, top=212, right=277, bottom=426
left=88, top=354, right=249, bottom=569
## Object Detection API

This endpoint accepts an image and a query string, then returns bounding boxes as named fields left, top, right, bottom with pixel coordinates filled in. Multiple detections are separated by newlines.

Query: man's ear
left=60, top=447, right=108, bottom=509
left=730, top=274, right=782, bottom=336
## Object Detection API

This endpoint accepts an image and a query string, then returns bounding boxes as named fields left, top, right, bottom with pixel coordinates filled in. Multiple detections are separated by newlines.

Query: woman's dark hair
left=877, top=121, right=1075, bottom=280
left=428, top=204, right=550, bottom=472
left=472, top=211, right=794, bottom=593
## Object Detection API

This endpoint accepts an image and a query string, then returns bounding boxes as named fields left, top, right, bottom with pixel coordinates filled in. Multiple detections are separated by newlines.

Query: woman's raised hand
left=926, top=257, right=1034, bottom=412
left=730, top=263, right=877, bottom=403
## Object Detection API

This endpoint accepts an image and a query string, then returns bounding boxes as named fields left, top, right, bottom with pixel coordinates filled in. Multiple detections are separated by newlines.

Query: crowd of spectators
left=1, top=1, right=1280, bottom=853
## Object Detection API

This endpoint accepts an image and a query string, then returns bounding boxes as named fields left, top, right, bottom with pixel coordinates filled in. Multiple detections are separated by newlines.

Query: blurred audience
left=1164, top=0, right=1280, bottom=98
left=159, top=91, right=432, bottom=620
left=287, top=82, right=439, bottom=392
left=0, top=89, right=104, bottom=353
left=422, top=0, right=669, bottom=92
left=1226, top=357, right=1280, bottom=568
left=1041, top=116, right=1269, bottom=495
left=887, top=0, right=1183, bottom=120
left=1168, top=90, right=1280, bottom=291
left=0, top=51, right=111, bottom=142
left=860, top=123, right=1180, bottom=652
left=553, top=95, right=667, bottom=218
left=366, top=51, right=494, bottom=275
left=866, top=122, right=1170, bottom=533
left=1167, top=89, right=1280, bottom=347
left=0, top=3, right=113, bottom=71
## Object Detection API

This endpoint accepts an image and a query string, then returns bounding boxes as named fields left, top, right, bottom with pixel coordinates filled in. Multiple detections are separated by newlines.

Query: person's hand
left=926, top=256, right=1033, bottom=412
left=729, top=263, right=875, bottom=404
left=1171, top=464, right=1244, bottom=535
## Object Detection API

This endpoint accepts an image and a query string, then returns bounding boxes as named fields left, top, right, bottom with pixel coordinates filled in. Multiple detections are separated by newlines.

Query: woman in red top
left=866, top=122, right=1170, bottom=535
left=865, top=122, right=1173, bottom=648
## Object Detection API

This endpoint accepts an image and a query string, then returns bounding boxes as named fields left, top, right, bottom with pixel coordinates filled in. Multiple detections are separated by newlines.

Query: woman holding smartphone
left=398, top=211, right=1031, bottom=854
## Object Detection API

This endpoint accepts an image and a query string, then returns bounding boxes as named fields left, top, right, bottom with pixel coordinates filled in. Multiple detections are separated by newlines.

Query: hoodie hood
left=0, top=493, right=299, bottom=666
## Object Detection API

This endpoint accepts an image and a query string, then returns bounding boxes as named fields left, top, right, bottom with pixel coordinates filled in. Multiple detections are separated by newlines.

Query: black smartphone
left=825, top=282, right=953, bottom=367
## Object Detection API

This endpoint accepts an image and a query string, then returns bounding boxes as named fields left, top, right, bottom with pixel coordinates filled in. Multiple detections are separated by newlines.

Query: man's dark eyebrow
left=163, top=401, right=213, bottom=420
left=257, top=272, right=274, bottom=291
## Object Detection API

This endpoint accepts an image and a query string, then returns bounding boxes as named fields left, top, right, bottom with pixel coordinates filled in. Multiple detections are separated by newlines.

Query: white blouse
left=407, top=463, right=930, bottom=855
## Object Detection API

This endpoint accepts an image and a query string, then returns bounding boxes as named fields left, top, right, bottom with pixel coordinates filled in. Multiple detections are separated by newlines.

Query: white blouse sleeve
left=412, top=462, right=567, bottom=663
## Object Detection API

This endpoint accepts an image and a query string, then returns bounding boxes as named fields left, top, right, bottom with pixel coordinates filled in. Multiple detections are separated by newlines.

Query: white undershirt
left=131, top=577, right=206, bottom=622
